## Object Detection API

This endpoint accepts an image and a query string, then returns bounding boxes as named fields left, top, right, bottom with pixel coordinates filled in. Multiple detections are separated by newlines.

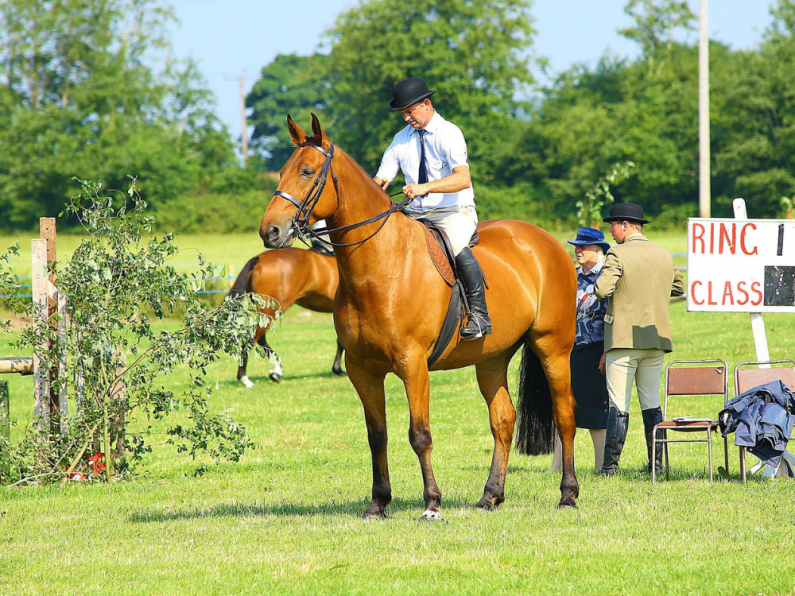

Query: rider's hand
left=375, top=177, right=390, bottom=190
left=402, top=183, right=428, bottom=199
left=598, top=352, right=607, bottom=375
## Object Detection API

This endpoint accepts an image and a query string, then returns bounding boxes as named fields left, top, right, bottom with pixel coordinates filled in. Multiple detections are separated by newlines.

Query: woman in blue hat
left=549, top=227, right=611, bottom=473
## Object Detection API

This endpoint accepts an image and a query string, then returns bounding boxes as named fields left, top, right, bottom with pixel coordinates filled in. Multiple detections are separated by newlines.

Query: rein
left=272, top=141, right=412, bottom=249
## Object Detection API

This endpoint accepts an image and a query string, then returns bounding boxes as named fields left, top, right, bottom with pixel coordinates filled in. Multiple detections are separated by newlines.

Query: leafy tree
left=711, top=0, right=795, bottom=216
left=248, top=0, right=537, bottom=177
left=246, top=54, right=330, bottom=171
left=0, top=0, right=240, bottom=229
left=619, top=0, right=696, bottom=58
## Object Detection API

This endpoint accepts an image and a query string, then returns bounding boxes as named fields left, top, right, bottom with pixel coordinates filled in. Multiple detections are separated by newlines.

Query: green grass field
left=1, top=229, right=794, bottom=595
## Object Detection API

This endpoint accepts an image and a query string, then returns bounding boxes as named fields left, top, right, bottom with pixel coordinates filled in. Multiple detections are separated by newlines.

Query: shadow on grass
left=127, top=495, right=493, bottom=523
left=215, top=371, right=349, bottom=390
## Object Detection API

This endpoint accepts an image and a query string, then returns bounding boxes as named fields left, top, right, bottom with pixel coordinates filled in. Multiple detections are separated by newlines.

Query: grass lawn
left=1, top=230, right=794, bottom=595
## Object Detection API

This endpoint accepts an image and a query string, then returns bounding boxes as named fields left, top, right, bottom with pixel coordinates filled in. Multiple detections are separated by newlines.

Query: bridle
left=272, top=141, right=411, bottom=249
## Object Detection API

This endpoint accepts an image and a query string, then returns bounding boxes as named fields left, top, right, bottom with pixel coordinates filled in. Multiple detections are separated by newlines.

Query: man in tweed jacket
left=595, top=203, right=685, bottom=475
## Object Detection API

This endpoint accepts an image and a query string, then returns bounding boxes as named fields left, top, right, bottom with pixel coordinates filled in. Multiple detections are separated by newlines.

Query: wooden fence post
left=0, top=381, right=9, bottom=476
left=31, top=239, right=50, bottom=433
left=40, top=218, right=67, bottom=435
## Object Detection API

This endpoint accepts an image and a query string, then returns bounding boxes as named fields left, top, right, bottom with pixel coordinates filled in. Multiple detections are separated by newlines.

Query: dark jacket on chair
left=719, top=380, right=795, bottom=467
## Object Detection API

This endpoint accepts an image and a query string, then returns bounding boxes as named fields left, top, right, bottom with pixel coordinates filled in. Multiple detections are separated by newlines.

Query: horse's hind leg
left=331, top=340, right=346, bottom=376
left=533, top=335, right=579, bottom=508
left=346, top=356, right=391, bottom=519
left=257, top=333, right=283, bottom=382
left=475, top=353, right=517, bottom=511
left=237, top=332, right=259, bottom=388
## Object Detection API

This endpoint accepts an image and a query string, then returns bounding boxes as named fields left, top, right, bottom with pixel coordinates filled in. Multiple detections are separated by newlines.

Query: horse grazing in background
left=228, top=248, right=344, bottom=385
left=259, top=115, right=578, bottom=519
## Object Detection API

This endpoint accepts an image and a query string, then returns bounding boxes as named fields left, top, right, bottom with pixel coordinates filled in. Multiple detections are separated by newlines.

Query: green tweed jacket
left=594, top=234, right=685, bottom=353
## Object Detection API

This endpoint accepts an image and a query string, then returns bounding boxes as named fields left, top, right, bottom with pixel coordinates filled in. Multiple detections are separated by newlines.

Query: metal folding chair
left=732, top=360, right=795, bottom=483
left=652, top=359, right=729, bottom=483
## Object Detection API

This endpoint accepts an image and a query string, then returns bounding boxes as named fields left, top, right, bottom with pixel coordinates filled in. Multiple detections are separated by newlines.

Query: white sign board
left=687, top=218, right=795, bottom=313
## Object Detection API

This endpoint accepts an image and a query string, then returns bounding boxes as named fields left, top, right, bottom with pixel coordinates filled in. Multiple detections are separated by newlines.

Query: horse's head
left=259, top=114, right=338, bottom=249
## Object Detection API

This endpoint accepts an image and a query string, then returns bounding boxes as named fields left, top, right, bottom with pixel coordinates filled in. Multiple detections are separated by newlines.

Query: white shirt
left=375, top=112, right=475, bottom=214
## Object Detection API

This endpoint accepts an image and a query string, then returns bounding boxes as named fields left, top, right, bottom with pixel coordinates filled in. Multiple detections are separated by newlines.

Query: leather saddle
left=417, top=219, right=479, bottom=287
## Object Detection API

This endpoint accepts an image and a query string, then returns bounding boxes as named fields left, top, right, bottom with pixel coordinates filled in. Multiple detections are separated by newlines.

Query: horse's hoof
left=332, top=369, right=347, bottom=377
left=476, top=492, right=504, bottom=511
left=240, top=376, right=254, bottom=389
left=362, top=511, right=386, bottom=520
left=557, top=498, right=578, bottom=510
left=269, top=373, right=281, bottom=383
left=419, top=509, right=442, bottom=521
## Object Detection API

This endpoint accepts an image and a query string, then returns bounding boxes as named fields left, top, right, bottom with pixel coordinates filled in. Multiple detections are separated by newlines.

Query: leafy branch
left=0, top=178, right=276, bottom=484
left=576, top=162, right=636, bottom=228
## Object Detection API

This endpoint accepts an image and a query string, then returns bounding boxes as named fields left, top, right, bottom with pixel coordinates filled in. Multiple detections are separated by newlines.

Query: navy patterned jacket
left=574, top=262, right=608, bottom=351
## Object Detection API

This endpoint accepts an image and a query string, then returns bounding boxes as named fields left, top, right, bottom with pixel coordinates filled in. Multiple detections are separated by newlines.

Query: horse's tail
left=228, top=255, right=260, bottom=299
left=514, top=337, right=555, bottom=456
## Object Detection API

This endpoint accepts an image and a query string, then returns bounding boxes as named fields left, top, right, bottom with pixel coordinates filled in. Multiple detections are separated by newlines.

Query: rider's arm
left=374, top=142, right=400, bottom=191
left=403, top=166, right=471, bottom=199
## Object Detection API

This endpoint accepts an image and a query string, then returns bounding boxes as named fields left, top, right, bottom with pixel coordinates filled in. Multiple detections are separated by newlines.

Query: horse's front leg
left=399, top=361, right=441, bottom=521
left=346, top=356, right=391, bottom=519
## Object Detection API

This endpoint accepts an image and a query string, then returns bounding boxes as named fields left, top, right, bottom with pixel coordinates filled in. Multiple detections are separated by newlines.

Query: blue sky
left=166, top=0, right=774, bottom=145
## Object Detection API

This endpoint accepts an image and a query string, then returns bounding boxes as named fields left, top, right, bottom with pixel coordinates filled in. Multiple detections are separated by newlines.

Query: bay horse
left=259, top=115, right=578, bottom=519
left=228, top=248, right=344, bottom=385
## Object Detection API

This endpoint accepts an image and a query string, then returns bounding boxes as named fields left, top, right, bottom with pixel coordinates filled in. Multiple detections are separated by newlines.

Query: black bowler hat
left=389, top=77, right=437, bottom=111
left=568, top=227, right=611, bottom=254
left=603, top=202, right=650, bottom=225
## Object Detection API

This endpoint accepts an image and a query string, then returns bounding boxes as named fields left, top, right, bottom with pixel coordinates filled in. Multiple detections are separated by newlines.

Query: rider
left=373, top=77, right=491, bottom=340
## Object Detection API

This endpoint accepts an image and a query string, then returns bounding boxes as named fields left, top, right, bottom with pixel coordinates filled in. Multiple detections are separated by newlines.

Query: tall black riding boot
left=642, top=407, right=664, bottom=474
left=454, top=247, right=492, bottom=340
left=600, top=407, right=629, bottom=476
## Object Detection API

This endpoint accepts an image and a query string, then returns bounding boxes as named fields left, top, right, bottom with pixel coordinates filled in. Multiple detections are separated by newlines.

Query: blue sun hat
left=567, top=227, right=611, bottom=254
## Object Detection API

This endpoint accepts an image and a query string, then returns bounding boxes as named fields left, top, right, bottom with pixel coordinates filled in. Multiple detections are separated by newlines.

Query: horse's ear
left=287, top=115, right=307, bottom=147
left=310, top=113, right=331, bottom=151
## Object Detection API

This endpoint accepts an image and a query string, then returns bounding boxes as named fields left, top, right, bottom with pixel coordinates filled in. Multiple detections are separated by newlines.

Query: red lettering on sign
left=740, top=223, right=758, bottom=255
left=719, top=224, right=736, bottom=255
left=692, top=223, right=705, bottom=254
left=707, top=281, right=718, bottom=305
left=737, top=281, right=749, bottom=305
left=751, top=281, right=763, bottom=305
left=722, top=281, right=735, bottom=305
left=691, top=281, right=704, bottom=305
left=710, top=223, right=715, bottom=254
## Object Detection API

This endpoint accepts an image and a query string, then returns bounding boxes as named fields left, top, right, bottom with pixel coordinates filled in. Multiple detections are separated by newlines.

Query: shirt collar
left=579, top=261, right=603, bottom=276
left=417, top=111, right=442, bottom=136
left=625, top=233, right=645, bottom=242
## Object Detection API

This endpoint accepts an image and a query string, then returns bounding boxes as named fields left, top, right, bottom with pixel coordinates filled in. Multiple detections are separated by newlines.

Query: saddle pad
left=423, top=226, right=455, bottom=287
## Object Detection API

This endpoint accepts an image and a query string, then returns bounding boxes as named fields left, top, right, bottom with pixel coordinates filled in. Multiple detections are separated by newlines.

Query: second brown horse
left=229, top=248, right=344, bottom=385
left=260, top=115, right=578, bottom=519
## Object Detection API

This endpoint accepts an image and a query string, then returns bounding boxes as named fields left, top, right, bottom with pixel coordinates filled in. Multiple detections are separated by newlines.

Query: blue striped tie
left=417, top=130, right=428, bottom=185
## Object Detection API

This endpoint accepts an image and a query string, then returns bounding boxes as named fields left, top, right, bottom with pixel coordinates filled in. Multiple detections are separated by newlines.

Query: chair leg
left=652, top=436, right=657, bottom=484
left=707, top=428, right=714, bottom=482
left=740, top=446, right=746, bottom=484
left=723, top=436, right=729, bottom=476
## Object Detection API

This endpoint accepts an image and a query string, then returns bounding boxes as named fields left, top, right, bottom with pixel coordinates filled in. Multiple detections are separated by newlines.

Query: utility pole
left=239, top=74, right=248, bottom=167
left=699, top=0, right=710, bottom=217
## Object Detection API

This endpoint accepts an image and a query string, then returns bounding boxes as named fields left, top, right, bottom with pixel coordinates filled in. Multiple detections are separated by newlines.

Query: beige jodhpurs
left=605, top=348, right=665, bottom=413
left=409, top=205, right=478, bottom=256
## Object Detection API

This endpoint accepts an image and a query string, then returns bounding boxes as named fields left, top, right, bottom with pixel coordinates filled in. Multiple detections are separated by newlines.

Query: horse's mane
left=296, top=136, right=393, bottom=200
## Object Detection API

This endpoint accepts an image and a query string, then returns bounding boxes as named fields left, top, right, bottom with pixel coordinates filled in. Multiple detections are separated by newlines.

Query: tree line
left=1, top=0, right=793, bottom=232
